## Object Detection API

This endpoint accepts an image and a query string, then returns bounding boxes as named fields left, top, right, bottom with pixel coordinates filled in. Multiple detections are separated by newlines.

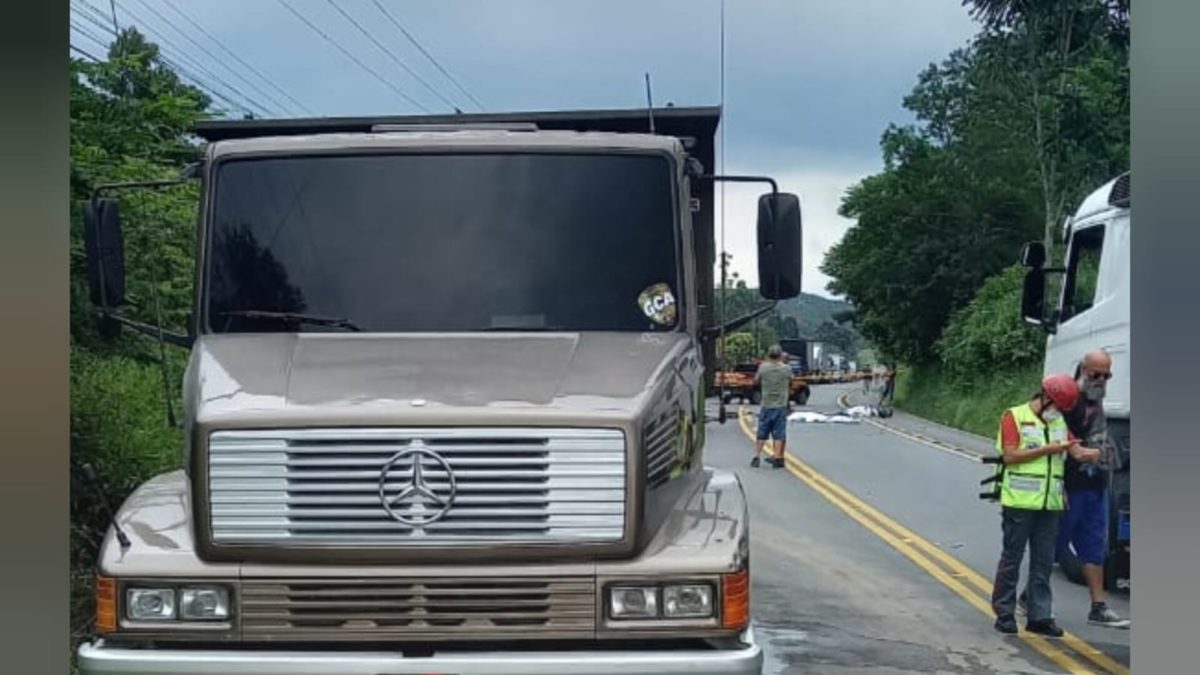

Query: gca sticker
left=638, top=283, right=677, bottom=326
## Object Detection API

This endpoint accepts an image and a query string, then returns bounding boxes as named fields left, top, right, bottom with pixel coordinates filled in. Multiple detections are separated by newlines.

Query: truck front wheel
left=792, top=387, right=810, bottom=406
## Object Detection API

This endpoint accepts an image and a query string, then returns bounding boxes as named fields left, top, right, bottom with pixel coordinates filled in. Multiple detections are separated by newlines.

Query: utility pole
left=109, top=0, right=119, bottom=35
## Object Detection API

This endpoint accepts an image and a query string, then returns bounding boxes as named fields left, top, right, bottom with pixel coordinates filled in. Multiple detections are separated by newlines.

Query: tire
left=749, top=390, right=762, bottom=405
left=792, top=387, right=810, bottom=406
left=722, top=393, right=734, bottom=405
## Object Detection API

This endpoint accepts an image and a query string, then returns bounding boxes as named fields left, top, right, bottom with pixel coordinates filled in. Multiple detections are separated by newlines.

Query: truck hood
left=186, top=332, right=692, bottom=427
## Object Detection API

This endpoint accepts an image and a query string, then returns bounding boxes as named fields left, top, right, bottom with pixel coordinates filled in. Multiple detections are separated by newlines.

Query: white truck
left=1018, top=172, right=1130, bottom=593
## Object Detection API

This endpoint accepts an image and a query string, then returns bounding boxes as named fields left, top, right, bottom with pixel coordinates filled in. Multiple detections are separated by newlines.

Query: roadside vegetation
left=822, top=0, right=1129, bottom=434
left=70, top=29, right=217, bottom=661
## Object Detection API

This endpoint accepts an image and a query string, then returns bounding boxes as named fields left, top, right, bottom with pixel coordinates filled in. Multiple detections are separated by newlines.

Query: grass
left=893, top=362, right=1045, bottom=439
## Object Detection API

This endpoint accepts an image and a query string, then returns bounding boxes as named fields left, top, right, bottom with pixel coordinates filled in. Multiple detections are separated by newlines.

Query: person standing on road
left=879, top=365, right=896, bottom=406
left=990, top=374, right=1096, bottom=637
left=1044, top=350, right=1129, bottom=628
left=750, top=345, right=791, bottom=469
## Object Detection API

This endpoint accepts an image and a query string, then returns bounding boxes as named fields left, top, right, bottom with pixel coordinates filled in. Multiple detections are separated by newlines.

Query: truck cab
left=76, top=108, right=803, bottom=674
left=1019, top=172, right=1130, bottom=592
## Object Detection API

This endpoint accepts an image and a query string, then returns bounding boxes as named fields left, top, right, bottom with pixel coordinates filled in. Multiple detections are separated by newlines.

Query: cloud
left=73, top=0, right=978, bottom=302
left=714, top=160, right=876, bottom=299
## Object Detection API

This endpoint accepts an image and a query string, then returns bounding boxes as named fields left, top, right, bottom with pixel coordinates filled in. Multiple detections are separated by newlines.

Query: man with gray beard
left=1022, top=349, right=1129, bottom=628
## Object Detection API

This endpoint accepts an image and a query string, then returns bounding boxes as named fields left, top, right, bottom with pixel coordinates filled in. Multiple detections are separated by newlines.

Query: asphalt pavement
left=703, top=383, right=1131, bottom=674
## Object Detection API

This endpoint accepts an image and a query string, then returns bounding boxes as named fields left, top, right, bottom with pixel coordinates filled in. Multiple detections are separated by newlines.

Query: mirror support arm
left=88, top=170, right=201, bottom=350
left=702, top=301, right=778, bottom=342
left=97, top=311, right=192, bottom=348
left=694, top=174, right=779, bottom=196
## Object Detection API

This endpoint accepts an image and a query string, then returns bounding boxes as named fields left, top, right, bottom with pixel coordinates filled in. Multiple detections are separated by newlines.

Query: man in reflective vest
left=990, top=374, right=1099, bottom=637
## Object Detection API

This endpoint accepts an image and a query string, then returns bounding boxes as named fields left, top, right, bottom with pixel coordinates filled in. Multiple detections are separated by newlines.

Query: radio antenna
left=644, top=72, right=656, bottom=134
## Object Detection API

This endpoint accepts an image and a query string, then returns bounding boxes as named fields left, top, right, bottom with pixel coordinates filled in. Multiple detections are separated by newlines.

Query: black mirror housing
left=757, top=192, right=803, bottom=300
left=83, top=198, right=126, bottom=309
left=1020, top=240, right=1046, bottom=269
left=1020, top=268, right=1046, bottom=325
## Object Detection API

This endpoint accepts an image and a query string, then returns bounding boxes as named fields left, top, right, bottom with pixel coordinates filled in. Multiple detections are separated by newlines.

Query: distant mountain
left=775, top=293, right=856, bottom=339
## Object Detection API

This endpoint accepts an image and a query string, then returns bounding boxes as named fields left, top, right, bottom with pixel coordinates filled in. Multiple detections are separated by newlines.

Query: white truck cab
left=1019, top=172, right=1131, bottom=592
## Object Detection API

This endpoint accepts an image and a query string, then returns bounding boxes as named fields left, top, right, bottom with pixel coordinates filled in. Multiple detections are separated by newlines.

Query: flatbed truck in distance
left=75, top=107, right=803, bottom=675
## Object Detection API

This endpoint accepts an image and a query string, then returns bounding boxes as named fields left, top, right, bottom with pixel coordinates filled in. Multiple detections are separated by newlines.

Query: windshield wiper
left=220, top=310, right=362, bottom=332
left=480, top=326, right=567, bottom=332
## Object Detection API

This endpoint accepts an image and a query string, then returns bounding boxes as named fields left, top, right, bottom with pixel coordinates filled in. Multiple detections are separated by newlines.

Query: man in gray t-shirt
left=751, top=345, right=792, bottom=469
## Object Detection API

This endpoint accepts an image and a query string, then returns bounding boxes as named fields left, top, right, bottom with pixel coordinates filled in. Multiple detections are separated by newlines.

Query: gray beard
left=1080, top=380, right=1106, bottom=402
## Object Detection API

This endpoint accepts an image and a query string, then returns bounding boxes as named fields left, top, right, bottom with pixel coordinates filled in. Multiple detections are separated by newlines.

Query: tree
left=822, top=0, right=1127, bottom=363
left=70, top=30, right=218, bottom=647
left=720, top=332, right=756, bottom=367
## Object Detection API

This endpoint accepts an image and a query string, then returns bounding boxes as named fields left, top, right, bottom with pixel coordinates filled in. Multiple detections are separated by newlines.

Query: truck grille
left=240, top=576, right=596, bottom=640
left=208, top=428, right=626, bottom=546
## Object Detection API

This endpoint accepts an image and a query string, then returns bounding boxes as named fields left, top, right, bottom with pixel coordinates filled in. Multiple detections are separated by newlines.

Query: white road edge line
left=835, top=392, right=984, bottom=464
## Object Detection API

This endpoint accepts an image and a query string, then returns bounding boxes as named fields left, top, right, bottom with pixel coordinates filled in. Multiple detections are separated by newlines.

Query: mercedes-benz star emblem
left=378, top=445, right=457, bottom=527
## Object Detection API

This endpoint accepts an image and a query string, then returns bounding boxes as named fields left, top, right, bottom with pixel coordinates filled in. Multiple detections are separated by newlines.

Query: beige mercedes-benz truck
left=76, top=107, right=802, bottom=675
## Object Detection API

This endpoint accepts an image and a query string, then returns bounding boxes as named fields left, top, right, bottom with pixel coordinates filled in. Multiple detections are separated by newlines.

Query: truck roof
left=1068, top=172, right=1130, bottom=233
left=193, top=105, right=720, bottom=143
left=206, top=128, right=687, bottom=159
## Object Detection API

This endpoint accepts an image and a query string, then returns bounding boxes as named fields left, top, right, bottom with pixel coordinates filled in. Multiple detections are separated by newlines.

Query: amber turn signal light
left=95, top=576, right=117, bottom=633
left=721, top=568, right=749, bottom=630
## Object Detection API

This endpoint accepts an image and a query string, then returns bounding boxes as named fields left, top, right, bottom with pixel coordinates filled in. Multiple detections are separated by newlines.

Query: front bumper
left=77, top=627, right=763, bottom=675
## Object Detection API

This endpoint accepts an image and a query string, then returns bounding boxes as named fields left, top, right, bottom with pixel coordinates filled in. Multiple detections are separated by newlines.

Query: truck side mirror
left=1021, top=268, right=1047, bottom=326
left=757, top=192, right=802, bottom=300
left=83, top=198, right=127, bottom=311
left=1020, top=240, right=1046, bottom=269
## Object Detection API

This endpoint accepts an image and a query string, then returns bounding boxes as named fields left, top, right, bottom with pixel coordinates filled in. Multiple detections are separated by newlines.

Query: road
left=703, top=383, right=1131, bottom=674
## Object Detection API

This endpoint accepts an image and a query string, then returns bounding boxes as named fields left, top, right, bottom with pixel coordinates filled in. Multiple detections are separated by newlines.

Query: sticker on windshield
left=638, top=283, right=677, bottom=326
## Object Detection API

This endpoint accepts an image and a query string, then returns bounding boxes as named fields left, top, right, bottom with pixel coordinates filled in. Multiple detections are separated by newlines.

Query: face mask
left=1042, top=408, right=1062, bottom=422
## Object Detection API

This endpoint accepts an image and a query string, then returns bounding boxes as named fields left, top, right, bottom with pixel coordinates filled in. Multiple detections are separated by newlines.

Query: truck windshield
left=205, top=152, right=679, bottom=333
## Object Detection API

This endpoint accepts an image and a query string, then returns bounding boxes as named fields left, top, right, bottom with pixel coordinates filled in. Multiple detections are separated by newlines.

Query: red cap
left=1041, top=373, right=1079, bottom=411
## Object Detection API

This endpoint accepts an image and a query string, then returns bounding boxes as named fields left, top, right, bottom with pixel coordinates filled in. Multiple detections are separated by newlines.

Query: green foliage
left=822, top=0, right=1128, bottom=364
left=720, top=332, right=756, bottom=367
left=69, top=30, right=213, bottom=658
left=894, top=361, right=1045, bottom=438
left=69, top=346, right=184, bottom=565
left=935, top=265, right=1046, bottom=380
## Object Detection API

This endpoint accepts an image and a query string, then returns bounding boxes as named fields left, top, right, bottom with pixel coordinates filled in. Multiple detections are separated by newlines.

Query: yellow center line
left=736, top=407, right=1125, bottom=675
left=823, top=399, right=1130, bottom=675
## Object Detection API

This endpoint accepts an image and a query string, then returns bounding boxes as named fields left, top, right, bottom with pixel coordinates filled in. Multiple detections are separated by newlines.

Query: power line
left=103, top=1, right=273, bottom=116
left=128, top=0, right=291, bottom=116
left=369, top=0, right=483, bottom=111
left=75, top=1, right=262, bottom=117
left=71, top=44, right=104, bottom=62
left=274, top=0, right=428, bottom=112
left=158, top=0, right=316, bottom=116
left=324, top=0, right=457, bottom=112
left=71, top=7, right=258, bottom=118
left=69, top=19, right=112, bottom=55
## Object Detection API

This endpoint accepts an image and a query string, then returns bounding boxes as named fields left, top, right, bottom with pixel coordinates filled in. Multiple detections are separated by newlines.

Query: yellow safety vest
left=993, top=403, right=1068, bottom=511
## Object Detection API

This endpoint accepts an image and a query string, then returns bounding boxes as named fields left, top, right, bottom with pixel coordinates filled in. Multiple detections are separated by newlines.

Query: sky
left=70, top=0, right=980, bottom=298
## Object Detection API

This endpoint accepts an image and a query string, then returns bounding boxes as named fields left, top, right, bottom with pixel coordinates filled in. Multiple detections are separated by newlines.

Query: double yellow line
left=736, top=407, right=1127, bottom=675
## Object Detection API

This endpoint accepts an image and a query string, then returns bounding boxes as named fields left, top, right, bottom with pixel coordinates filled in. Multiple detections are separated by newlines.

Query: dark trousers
left=992, top=507, right=1060, bottom=622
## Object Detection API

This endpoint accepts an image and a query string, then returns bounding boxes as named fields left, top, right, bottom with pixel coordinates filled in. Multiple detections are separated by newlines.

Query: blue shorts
left=756, top=406, right=788, bottom=441
left=1055, top=488, right=1109, bottom=565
